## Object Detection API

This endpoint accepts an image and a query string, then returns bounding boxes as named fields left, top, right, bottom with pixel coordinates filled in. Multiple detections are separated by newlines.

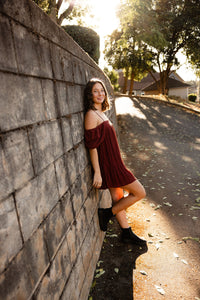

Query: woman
left=84, top=78, right=146, bottom=246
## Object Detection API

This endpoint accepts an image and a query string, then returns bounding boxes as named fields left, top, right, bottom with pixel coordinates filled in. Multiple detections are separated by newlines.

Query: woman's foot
left=98, top=207, right=114, bottom=231
left=121, top=227, right=147, bottom=246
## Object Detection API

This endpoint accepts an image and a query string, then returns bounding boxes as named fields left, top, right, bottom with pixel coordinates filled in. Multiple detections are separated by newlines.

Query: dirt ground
left=88, top=96, right=200, bottom=300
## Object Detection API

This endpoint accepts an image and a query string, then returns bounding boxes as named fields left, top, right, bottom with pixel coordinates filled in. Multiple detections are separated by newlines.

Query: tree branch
left=58, top=0, right=75, bottom=25
left=57, top=0, right=63, bottom=11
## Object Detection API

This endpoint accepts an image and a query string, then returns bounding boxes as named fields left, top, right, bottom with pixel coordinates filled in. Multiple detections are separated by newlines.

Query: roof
left=143, top=77, right=191, bottom=91
left=118, top=70, right=191, bottom=91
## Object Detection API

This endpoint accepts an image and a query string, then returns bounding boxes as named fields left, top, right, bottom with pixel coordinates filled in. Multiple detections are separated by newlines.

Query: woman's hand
left=93, top=171, right=102, bottom=189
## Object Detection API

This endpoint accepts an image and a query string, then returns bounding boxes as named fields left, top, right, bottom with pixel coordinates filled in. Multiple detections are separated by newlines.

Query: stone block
left=23, top=226, right=49, bottom=287
left=50, top=43, right=64, bottom=80
left=41, top=79, right=57, bottom=120
left=75, top=142, right=88, bottom=175
left=60, top=265, right=77, bottom=300
left=75, top=207, right=88, bottom=250
left=83, top=190, right=97, bottom=226
left=12, top=21, right=41, bottom=76
left=81, top=225, right=95, bottom=274
left=28, top=0, right=61, bottom=45
left=28, top=121, right=63, bottom=174
left=72, top=57, right=85, bottom=85
left=60, top=190, right=74, bottom=231
left=80, top=249, right=97, bottom=300
left=66, top=224, right=78, bottom=266
left=0, top=0, right=32, bottom=28
left=65, top=150, right=78, bottom=185
left=0, top=14, right=18, bottom=72
left=60, top=48, right=73, bottom=82
left=67, top=85, right=84, bottom=114
left=0, top=73, right=45, bottom=131
left=70, top=176, right=84, bottom=216
left=71, top=113, right=84, bottom=146
left=37, top=36, right=53, bottom=78
left=33, top=236, right=71, bottom=300
left=15, top=163, right=59, bottom=241
left=55, top=156, right=69, bottom=198
left=43, top=202, right=66, bottom=259
left=28, top=123, right=53, bottom=174
left=55, top=81, right=69, bottom=116
left=61, top=117, right=73, bottom=152
left=0, top=246, right=34, bottom=300
left=49, top=120, right=64, bottom=160
left=0, top=227, right=49, bottom=299
left=0, top=129, right=34, bottom=200
left=60, top=252, right=85, bottom=300
left=0, top=195, right=22, bottom=273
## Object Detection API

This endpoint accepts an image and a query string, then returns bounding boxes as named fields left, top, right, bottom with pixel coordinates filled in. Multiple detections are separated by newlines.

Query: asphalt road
left=116, top=96, right=200, bottom=299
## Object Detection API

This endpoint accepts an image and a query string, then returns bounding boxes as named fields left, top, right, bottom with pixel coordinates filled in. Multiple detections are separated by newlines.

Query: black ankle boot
left=121, top=227, right=146, bottom=246
left=98, top=207, right=114, bottom=231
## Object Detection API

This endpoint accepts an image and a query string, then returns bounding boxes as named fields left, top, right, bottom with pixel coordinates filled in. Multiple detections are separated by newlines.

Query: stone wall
left=0, top=1, right=117, bottom=299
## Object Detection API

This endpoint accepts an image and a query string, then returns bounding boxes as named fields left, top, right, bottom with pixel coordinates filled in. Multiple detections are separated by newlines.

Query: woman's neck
left=94, top=104, right=102, bottom=111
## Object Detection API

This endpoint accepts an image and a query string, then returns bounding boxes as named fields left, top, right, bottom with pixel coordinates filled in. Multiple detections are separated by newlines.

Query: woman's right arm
left=89, top=148, right=102, bottom=188
left=85, top=111, right=102, bottom=188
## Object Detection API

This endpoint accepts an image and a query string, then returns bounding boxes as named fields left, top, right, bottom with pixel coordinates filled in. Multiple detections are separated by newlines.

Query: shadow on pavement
left=89, top=219, right=148, bottom=300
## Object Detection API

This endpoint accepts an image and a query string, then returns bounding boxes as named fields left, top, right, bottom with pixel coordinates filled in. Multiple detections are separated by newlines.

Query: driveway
left=89, top=96, right=200, bottom=300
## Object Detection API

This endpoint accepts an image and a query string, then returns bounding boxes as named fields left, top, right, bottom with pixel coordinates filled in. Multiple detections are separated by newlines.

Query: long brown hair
left=84, top=78, right=110, bottom=113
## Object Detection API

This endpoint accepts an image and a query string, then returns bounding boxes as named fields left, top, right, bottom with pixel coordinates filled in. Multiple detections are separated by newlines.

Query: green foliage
left=111, top=0, right=200, bottom=94
left=188, top=94, right=197, bottom=102
left=103, top=68, right=119, bottom=91
left=32, top=0, right=89, bottom=25
left=63, top=25, right=100, bottom=63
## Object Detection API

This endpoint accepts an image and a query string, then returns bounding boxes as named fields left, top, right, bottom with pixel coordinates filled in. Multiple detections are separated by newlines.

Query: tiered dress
left=84, top=120, right=136, bottom=189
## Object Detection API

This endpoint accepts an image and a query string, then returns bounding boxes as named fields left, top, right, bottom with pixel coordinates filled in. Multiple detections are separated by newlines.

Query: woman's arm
left=89, top=148, right=102, bottom=188
left=85, top=110, right=102, bottom=188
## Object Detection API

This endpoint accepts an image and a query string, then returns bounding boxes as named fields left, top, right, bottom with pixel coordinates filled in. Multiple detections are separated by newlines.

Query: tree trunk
left=123, top=68, right=129, bottom=94
left=129, top=71, right=134, bottom=95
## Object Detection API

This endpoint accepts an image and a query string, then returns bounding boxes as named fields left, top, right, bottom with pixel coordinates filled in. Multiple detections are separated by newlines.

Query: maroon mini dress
left=84, top=120, right=136, bottom=189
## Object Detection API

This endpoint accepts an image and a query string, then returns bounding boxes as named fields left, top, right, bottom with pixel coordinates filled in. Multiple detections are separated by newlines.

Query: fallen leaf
left=155, top=285, right=165, bottom=295
left=182, top=237, right=200, bottom=243
left=155, top=243, right=160, bottom=250
left=155, top=205, right=162, bottom=210
left=107, top=234, right=118, bottom=238
left=195, top=197, right=200, bottom=203
left=181, top=259, right=188, bottom=265
left=192, top=216, right=198, bottom=221
left=163, top=202, right=172, bottom=207
left=173, top=252, right=179, bottom=259
left=140, top=270, right=148, bottom=275
left=95, top=269, right=105, bottom=278
left=148, top=233, right=154, bottom=237
left=114, top=268, right=119, bottom=274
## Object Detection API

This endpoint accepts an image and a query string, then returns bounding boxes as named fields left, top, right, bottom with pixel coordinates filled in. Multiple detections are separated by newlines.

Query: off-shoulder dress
left=84, top=120, right=136, bottom=189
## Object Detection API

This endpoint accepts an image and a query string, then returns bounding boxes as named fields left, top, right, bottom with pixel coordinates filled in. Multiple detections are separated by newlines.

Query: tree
left=63, top=25, right=100, bottom=63
left=116, top=0, right=200, bottom=95
left=104, top=28, right=153, bottom=94
left=33, top=0, right=89, bottom=25
left=103, top=68, right=119, bottom=91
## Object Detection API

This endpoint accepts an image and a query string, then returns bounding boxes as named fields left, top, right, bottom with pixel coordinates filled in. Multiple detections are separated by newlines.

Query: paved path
left=116, top=96, right=200, bottom=299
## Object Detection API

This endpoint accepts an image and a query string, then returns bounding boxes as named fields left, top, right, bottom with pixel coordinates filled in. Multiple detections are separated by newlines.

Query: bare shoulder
left=85, top=110, right=98, bottom=130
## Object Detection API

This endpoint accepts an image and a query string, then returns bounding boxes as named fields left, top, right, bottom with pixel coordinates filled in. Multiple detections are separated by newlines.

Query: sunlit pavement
left=115, top=96, right=200, bottom=299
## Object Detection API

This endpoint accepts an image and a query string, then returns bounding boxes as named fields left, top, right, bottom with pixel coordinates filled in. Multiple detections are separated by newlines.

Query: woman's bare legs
left=109, top=187, right=130, bottom=229
left=108, top=180, right=147, bottom=245
left=111, top=180, right=146, bottom=216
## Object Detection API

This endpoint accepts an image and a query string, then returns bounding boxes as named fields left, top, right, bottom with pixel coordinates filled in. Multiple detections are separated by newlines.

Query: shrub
left=63, top=25, right=100, bottom=64
left=188, top=93, right=197, bottom=102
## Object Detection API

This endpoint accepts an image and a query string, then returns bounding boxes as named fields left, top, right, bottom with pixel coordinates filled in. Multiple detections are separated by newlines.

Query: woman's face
left=91, top=83, right=105, bottom=106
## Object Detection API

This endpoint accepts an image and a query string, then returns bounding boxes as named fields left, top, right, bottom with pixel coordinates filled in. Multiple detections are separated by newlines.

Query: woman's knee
left=128, top=181, right=146, bottom=200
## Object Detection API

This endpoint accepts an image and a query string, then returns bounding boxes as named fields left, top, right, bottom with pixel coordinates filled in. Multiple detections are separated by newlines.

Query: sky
left=62, top=0, right=197, bottom=82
